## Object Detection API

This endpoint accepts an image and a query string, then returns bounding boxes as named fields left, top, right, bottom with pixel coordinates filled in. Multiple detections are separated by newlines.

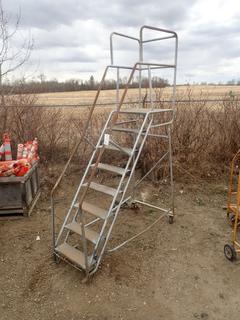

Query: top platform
left=115, top=108, right=174, bottom=114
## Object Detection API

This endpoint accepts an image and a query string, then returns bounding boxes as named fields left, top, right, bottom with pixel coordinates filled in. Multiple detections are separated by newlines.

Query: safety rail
left=110, top=26, right=177, bottom=108
left=110, top=25, right=178, bottom=65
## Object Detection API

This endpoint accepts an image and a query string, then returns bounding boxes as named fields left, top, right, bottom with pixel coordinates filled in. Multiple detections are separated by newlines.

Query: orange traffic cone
left=27, top=138, right=39, bottom=162
left=17, top=144, right=24, bottom=160
left=3, top=134, right=12, bottom=161
left=22, top=144, right=28, bottom=159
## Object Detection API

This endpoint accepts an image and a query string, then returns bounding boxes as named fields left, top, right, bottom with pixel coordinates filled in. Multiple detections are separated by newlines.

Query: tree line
left=2, top=75, right=170, bottom=94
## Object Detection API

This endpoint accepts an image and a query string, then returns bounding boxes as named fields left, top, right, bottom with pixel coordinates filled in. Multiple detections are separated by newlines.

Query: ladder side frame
left=52, top=25, right=178, bottom=272
left=90, top=113, right=155, bottom=274
left=53, top=61, right=175, bottom=258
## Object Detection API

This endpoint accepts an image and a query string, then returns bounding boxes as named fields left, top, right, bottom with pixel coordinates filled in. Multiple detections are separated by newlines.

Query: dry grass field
left=35, top=85, right=240, bottom=106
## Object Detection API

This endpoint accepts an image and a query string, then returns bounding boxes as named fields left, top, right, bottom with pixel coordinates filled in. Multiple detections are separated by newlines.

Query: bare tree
left=0, top=0, right=33, bottom=132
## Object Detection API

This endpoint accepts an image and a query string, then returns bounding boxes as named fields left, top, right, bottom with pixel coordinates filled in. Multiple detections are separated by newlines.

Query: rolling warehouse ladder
left=51, top=26, right=178, bottom=279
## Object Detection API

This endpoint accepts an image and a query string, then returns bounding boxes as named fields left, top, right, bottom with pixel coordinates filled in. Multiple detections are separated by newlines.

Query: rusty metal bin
left=0, top=161, right=40, bottom=216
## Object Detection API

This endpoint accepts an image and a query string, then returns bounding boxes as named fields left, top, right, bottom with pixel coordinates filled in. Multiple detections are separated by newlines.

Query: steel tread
left=65, top=222, right=99, bottom=244
left=55, top=243, right=87, bottom=269
left=86, top=181, right=118, bottom=196
left=96, top=163, right=125, bottom=175
left=104, top=144, right=133, bottom=155
left=74, top=201, right=108, bottom=219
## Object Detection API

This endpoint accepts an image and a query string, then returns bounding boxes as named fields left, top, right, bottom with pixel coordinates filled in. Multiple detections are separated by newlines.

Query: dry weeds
left=1, top=86, right=240, bottom=181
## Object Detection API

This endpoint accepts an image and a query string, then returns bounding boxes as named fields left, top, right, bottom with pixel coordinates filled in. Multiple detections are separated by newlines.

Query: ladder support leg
left=168, top=126, right=174, bottom=224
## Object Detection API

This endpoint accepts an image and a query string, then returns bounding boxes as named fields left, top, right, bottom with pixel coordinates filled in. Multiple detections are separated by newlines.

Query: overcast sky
left=3, top=0, right=240, bottom=84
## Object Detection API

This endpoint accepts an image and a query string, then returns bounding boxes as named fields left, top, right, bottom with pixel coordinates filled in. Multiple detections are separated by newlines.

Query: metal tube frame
left=51, top=25, right=178, bottom=275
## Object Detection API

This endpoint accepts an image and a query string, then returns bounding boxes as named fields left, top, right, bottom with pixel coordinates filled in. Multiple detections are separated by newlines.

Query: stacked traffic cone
left=28, top=138, right=39, bottom=162
left=21, top=138, right=39, bottom=163
left=0, top=134, right=39, bottom=177
left=3, top=133, right=12, bottom=161
left=17, top=144, right=24, bottom=160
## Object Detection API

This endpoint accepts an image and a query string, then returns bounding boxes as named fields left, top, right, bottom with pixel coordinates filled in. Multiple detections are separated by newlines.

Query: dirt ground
left=0, top=178, right=240, bottom=320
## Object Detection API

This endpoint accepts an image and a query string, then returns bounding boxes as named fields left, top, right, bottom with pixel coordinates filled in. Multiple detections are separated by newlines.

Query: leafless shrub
left=139, top=89, right=240, bottom=180
left=1, top=88, right=240, bottom=183
left=7, top=94, right=40, bottom=141
left=37, top=92, right=240, bottom=180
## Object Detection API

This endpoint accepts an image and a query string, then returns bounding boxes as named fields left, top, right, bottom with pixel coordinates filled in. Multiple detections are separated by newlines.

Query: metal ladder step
left=112, top=126, right=142, bottom=134
left=104, top=144, right=133, bottom=156
left=84, top=181, right=118, bottom=197
left=55, top=243, right=87, bottom=269
left=95, top=163, right=126, bottom=175
left=74, top=201, right=108, bottom=220
left=65, top=222, right=99, bottom=244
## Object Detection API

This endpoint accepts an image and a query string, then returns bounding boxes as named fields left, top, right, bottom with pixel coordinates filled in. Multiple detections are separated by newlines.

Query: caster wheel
left=81, top=276, right=89, bottom=284
left=224, top=244, right=237, bottom=261
left=168, top=215, right=174, bottom=224
left=53, top=254, right=60, bottom=264
left=130, top=202, right=139, bottom=210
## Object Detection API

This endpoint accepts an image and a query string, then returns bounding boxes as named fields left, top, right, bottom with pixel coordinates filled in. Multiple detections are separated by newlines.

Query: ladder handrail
left=51, top=61, right=175, bottom=250
left=51, top=60, right=175, bottom=204
left=110, top=26, right=178, bottom=65
left=51, top=61, right=175, bottom=200
left=63, top=62, right=141, bottom=239
left=51, top=66, right=110, bottom=249
left=110, top=32, right=140, bottom=65
left=140, top=25, right=178, bottom=41
left=51, top=61, right=136, bottom=250
left=51, top=66, right=109, bottom=200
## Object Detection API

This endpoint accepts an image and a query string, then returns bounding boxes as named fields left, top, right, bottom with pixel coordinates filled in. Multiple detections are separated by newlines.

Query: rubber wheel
left=130, top=202, right=139, bottom=210
left=53, top=253, right=60, bottom=264
left=224, top=244, right=237, bottom=261
left=168, top=215, right=174, bottom=224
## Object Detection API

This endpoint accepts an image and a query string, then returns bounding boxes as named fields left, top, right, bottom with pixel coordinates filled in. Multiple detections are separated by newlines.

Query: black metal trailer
left=0, top=162, right=40, bottom=216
